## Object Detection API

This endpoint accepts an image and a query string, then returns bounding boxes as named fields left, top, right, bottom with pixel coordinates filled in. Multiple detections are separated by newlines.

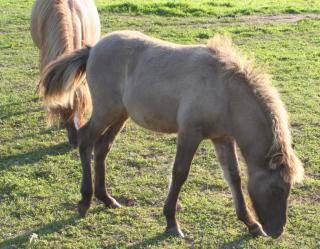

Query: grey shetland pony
left=31, top=0, right=100, bottom=146
left=38, top=31, right=304, bottom=238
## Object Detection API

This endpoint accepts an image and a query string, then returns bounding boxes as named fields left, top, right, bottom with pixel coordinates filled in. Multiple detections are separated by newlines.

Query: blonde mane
left=33, top=0, right=74, bottom=71
left=207, top=35, right=304, bottom=184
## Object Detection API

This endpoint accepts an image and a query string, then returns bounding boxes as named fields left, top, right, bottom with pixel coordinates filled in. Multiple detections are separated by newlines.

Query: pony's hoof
left=96, top=195, right=121, bottom=208
left=166, top=225, right=185, bottom=238
left=77, top=201, right=90, bottom=217
left=107, top=197, right=121, bottom=209
left=249, top=223, right=267, bottom=237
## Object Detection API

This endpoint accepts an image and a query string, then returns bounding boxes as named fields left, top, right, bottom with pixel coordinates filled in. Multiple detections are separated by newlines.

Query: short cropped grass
left=0, top=0, right=319, bottom=248
left=96, top=0, right=320, bottom=17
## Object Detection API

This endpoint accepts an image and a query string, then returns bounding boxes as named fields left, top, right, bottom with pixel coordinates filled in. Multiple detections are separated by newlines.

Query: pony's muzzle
left=263, top=224, right=284, bottom=239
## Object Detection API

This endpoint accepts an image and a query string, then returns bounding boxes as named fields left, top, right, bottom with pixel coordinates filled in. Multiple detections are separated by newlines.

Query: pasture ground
left=0, top=1, right=319, bottom=248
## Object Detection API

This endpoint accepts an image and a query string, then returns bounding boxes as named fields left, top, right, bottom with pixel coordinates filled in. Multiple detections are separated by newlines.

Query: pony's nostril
left=264, top=226, right=284, bottom=239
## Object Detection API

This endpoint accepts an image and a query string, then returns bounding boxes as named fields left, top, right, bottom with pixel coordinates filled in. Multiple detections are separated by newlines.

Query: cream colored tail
left=37, top=46, right=91, bottom=110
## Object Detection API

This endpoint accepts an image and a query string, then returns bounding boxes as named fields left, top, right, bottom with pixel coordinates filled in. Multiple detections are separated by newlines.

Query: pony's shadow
left=113, top=233, right=172, bottom=249
left=0, top=142, right=71, bottom=171
left=0, top=107, right=42, bottom=121
left=0, top=215, right=78, bottom=248
left=0, top=97, right=38, bottom=110
left=125, top=232, right=253, bottom=249
left=219, top=234, right=253, bottom=249
left=1, top=128, right=55, bottom=144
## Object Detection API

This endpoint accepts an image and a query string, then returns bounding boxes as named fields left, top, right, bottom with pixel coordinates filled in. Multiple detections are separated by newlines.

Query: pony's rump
left=31, top=0, right=100, bottom=142
left=37, top=46, right=91, bottom=110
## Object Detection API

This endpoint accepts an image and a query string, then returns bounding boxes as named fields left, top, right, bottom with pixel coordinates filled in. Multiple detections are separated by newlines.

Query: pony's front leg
left=163, top=131, right=202, bottom=237
left=93, top=118, right=127, bottom=208
left=213, top=139, right=267, bottom=237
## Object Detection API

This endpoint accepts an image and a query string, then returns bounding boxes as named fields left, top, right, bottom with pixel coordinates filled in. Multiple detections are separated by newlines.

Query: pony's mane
left=207, top=35, right=304, bottom=184
left=36, top=0, right=73, bottom=71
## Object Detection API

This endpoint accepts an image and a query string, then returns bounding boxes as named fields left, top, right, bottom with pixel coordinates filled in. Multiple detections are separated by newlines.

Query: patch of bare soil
left=238, top=13, right=320, bottom=24
left=119, top=13, right=320, bottom=28
left=190, top=13, right=320, bottom=27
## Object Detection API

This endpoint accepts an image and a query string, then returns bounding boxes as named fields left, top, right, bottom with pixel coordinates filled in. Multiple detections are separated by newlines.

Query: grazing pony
left=38, top=31, right=304, bottom=238
left=31, top=0, right=100, bottom=145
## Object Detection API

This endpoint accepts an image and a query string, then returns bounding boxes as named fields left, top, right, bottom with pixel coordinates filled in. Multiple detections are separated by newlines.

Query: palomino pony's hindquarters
left=37, top=46, right=91, bottom=109
left=31, top=0, right=100, bottom=145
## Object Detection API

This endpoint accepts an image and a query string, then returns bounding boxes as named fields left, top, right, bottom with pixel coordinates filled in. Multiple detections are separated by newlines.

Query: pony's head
left=248, top=150, right=304, bottom=238
left=208, top=34, right=304, bottom=238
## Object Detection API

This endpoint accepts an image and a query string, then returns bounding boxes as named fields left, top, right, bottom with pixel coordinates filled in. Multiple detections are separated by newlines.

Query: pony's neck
left=228, top=79, right=274, bottom=172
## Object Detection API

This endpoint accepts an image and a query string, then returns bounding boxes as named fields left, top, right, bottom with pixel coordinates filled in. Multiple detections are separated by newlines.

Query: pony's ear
left=269, top=153, right=284, bottom=170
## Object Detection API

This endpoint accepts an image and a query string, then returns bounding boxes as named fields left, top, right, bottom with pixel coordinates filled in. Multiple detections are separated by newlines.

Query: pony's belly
left=123, top=79, right=180, bottom=133
left=128, top=110, right=178, bottom=133
left=124, top=95, right=179, bottom=133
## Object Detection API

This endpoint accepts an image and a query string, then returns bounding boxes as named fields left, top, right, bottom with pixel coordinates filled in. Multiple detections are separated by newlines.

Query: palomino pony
left=38, top=31, right=304, bottom=238
left=31, top=0, right=100, bottom=146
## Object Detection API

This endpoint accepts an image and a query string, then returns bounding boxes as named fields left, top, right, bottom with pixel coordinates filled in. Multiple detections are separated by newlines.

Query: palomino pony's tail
left=37, top=46, right=91, bottom=125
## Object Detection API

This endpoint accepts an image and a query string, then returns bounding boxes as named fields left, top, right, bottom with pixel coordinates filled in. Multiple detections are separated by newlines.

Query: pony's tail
left=37, top=46, right=91, bottom=125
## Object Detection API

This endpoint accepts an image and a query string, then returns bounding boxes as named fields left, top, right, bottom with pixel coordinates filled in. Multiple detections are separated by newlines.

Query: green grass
left=0, top=0, right=319, bottom=248
left=96, top=0, right=320, bottom=17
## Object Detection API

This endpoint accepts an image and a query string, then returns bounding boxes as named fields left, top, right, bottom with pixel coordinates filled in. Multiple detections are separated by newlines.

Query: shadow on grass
left=0, top=142, right=71, bottom=171
left=0, top=215, right=79, bottom=248
left=0, top=97, right=38, bottom=110
left=0, top=107, right=42, bottom=120
left=220, top=234, right=253, bottom=249
left=117, top=233, right=172, bottom=249
left=1, top=128, right=56, bottom=144
left=121, top=233, right=253, bottom=248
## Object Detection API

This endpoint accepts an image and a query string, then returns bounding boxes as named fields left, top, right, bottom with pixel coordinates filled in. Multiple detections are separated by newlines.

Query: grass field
left=95, top=0, right=320, bottom=17
left=0, top=0, right=319, bottom=248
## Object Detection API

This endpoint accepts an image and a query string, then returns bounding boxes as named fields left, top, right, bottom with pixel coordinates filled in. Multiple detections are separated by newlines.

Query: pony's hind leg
left=212, top=139, right=267, bottom=237
left=77, top=121, right=96, bottom=217
left=163, top=131, right=202, bottom=237
left=93, top=117, right=127, bottom=208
